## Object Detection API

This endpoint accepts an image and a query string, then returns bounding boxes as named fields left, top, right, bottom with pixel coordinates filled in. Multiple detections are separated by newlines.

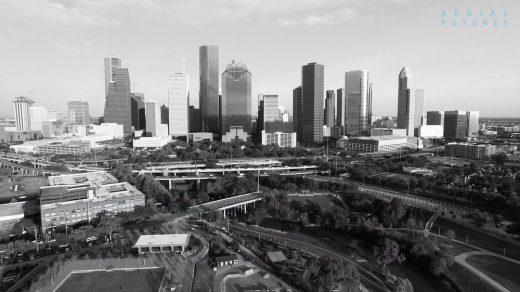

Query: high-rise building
left=47, top=111, right=63, bottom=122
left=104, top=58, right=121, bottom=96
left=168, top=72, right=189, bottom=137
left=130, top=93, right=146, bottom=131
left=444, top=110, right=467, bottom=139
left=466, top=110, right=480, bottom=138
left=67, top=101, right=90, bottom=126
left=221, top=60, right=252, bottom=135
left=260, top=94, right=279, bottom=123
left=301, top=62, right=324, bottom=144
left=13, top=96, right=34, bottom=132
left=292, top=86, right=303, bottom=142
left=336, top=88, right=345, bottom=130
left=103, top=58, right=132, bottom=136
left=345, top=70, right=372, bottom=135
left=145, top=101, right=161, bottom=137
left=427, top=111, right=444, bottom=126
left=188, top=106, right=201, bottom=133
left=160, top=104, right=169, bottom=125
left=325, top=90, right=335, bottom=127
left=29, top=106, right=48, bottom=132
left=397, top=67, right=424, bottom=136
left=199, top=45, right=219, bottom=135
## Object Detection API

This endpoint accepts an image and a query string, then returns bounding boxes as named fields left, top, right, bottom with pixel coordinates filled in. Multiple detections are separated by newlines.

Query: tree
left=445, top=229, right=456, bottom=240
left=97, top=213, right=123, bottom=243
left=506, top=220, right=520, bottom=237
left=373, top=238, right=406, bottom=271
left=394, top=277, right=414, bottom=292
left=429, top=257, right=448, bottom=277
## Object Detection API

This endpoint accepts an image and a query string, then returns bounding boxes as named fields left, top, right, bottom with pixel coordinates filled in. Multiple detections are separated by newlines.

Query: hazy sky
left=1, top=0, right=519, bottom=118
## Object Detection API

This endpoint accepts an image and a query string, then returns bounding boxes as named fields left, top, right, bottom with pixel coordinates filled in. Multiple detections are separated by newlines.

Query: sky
left=0, top=0, right=519, bottom=118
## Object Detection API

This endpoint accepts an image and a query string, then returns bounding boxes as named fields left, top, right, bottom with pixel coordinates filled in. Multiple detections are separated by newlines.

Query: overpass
left=0, top=159, right=67, bottom=176
left=134, top=165, right=319, bottom=177
left=189, top=192, right=262, bottom=218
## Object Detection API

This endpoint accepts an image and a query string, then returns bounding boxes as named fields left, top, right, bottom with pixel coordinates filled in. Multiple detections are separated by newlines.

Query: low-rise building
left=134, top=234, right=190, bottom=253
left=222, top=126, right=250, bottom=143
left=342, top=135, right=422, bottom=153
left=370, top=128, right=407, bottom=137
left=417, top=125, right=444, bottom=138
left=133, top=136, right=172, bottom=149
left=40, top=172, right=145, bottom=230
left=188, top=132, right=213, bottom=142
left=445, top=143, right=496, bottom=159
left=265, top=251, right=288, bottom=264
left=261, top=131, right=296, bottom=147
left=215, top=254, right=239, bottom=267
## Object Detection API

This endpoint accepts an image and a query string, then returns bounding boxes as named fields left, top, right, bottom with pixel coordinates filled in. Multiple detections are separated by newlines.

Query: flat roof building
left=134, top=234, right=190, bottom=253
left=343, top=135, right=422, bottom=153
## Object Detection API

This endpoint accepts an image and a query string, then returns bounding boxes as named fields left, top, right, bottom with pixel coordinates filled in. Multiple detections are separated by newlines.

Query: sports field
left=466, top=254, right=520, bottom=292
left=56, top=268, right=166, bottom=292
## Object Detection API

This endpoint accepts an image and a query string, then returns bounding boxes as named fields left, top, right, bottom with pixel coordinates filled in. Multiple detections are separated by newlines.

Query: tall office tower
left=336, top=88, right=345, bottom=133
left=345, top=70, right=371, bottom=135
left=160, top=104, right=169, bottom=125
left=168, top=72, right=189, bottom=137
left=397, top=67, right=424, bottom=136
left=29, top=106, right=48, bottom=132
left=104, top=60, right=132, bottom=135
left=301, top=63, right=324, bottom=143
left=324, top=90, right=335, bottom=127
left=189, top=106, right=201, bottom=132
left=104, top=58, right=121, bottom=96
left=293, top=86, right=303, bottom=142
left=145, top=101, right=161, bottom=136
left=427, top=111, right=444, bottom=126
left=466, top=110, right=480, bottom=138
left=259, top=94, right=279, bottom=123
left=444, top=110, right=467, bottom=139
left=199, top=45, right=219, bottom=135
left=130, top=93, right=145, bottom=131
left=221, top=60, right=252, bottom=135
left=413, top=89, right=425, bottom=136
left=13, top=96, right=34, bottom=131
left=67, top=101, right=90, bottom=126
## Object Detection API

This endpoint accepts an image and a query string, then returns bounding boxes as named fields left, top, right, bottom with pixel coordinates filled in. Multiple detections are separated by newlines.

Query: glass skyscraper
left=67, top=101, right=90, bottom=126
left=13, top=96, right=34, bottom=132
left=325, top=90, right=335, bottom=127
left=336, top=88, right=345, bottom=129
left=104, top=58, right=121, bottom=97
left=397, top=67, right=424, bottom=136
left=168, top=72, right=189, bottom=137
left=345, top=70, right=372, bottom=136
left=199, top=45, right=219, bottom=135
left=292, top=86, right=303, bottom=142
left=301, top=63, right=324, bottom=144
left=103, top=59, right=132, bottom=136
left=221, top=60, right=252, bottom=135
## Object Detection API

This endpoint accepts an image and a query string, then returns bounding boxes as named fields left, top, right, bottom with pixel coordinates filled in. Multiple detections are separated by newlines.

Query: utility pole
left=257, top=169, right=260, bottom=193
left=34, top=226, right=39, bottom=253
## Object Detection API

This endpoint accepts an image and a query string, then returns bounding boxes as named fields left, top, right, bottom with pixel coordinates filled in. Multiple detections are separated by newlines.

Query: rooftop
left=216, top=254, right=239, bottom=262
left=48, top=171, right=118, bottom=187
left=350, top=135, right=411, bottom=141
left=134, top=234, right=190, bottom=247
left=266, top=251, right=287, bottom=263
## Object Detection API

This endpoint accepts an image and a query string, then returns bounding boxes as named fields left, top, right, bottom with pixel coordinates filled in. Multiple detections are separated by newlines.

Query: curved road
left=230, top=224, right=391, bottom=292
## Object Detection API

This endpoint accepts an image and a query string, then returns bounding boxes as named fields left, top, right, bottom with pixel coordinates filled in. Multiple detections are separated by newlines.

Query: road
left=230, top=223, right=391, bottom=292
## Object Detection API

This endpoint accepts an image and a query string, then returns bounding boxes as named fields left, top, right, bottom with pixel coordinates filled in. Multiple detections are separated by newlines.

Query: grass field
left=192, top=257, right=215, bottom=292
left=0, top=175, right=48, bottom=199
left=56, top=268, right=166, bottom=292
left=466, top=254, right=520, bottom=292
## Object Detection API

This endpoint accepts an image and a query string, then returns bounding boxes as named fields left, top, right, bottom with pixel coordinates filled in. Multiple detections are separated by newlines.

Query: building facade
left=168, top=72, right=189, bottom=137
left=325, top=90, right=335, bottom=127
left=397, top=67, right=424, bottom=136
left=466, top=110, right=479, bottom=138
left=426, top=111, right=444, bottom=126
left=145, top=101, right=161, bottom=137
left=444, top=110, right=467, bottom=139
left=445, top=143, right=496, bottom=159
left=199, top=45, right=220, bottom=135
left=67, top=101, right=90, bottom=127
left=13, top=97, right=34, bottom=132
left=103, top=59, right=132, bottom=135
left=29, top=106, right=48, bottom=132
left=301, top=63, right=324, bottom=144
left=292, top=86, right=303, bottom=142
left=344, top=136, right=422, bottom=153
left=221, top=60, right=252, bottom=136
left=345, top=70, right=372, bottom=135
left=261, top=131, right=296, bottom=147
left=336, top=88, right=345, bottom=132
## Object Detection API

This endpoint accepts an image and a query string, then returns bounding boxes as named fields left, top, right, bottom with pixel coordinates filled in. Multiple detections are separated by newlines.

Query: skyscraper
left=260, top=94, right=279, bottom=123
left=325, top=90, right=335, bottom=127
left=221, top=60, right=252, bottom=135
left=466, top=110, right=480, bottom=138
left=103, top=59, right=132, bottom=135
left=104, top=58, right=121, bottom=96
left=13, top=96, right=34, bottom=132
left=131, top=93, right=146, bottom=131
left=145, top=101, right=161, bottom=137
left=397, top=67, right=424, bottom=136
left=292, top=86, right=303, bottom=142
left=168, top=72, right=189, bottom=137
left=199, top=45, right=219, bottom=135
left=67, top=101, right=90, bottom=126
left=444, top=110, right=467, bottom=139
left=345, top=70, right=372, bottom=135
left=301, top=62, right=324, bottom=143
left=160, top=104, right=169, bottom=125
left=189, top=106, right=201, bottom=133
left=29, top=106, right=48, bottom=132
left=336, top=88, right=345, bottom=130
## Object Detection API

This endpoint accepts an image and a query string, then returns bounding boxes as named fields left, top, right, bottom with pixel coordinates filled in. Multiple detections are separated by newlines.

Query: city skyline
left=1, top=0, right=518, bottom=118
